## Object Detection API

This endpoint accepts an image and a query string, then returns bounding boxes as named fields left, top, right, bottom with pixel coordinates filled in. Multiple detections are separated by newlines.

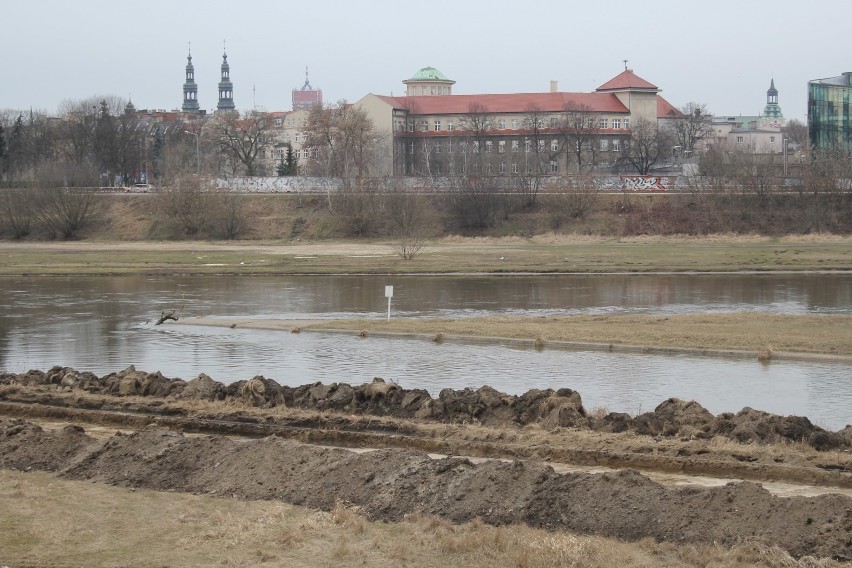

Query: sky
left=3, top=0, right=849, bottom=121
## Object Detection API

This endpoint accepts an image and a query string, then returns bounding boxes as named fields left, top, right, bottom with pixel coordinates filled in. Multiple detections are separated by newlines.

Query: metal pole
left=387, top=296, right=391, bottom=322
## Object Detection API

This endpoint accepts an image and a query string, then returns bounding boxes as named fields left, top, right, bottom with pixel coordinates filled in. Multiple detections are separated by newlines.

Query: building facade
left=809, top=72, right=852, bottom=150
left=357, top=68, right=680, bottom=177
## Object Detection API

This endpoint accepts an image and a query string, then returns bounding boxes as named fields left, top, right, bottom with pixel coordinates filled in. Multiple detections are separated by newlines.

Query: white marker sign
left=385, top=285, right=394, bottom=321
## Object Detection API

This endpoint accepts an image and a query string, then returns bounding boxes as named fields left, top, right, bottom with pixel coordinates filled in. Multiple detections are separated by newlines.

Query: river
left=1, top=274, right=850, bottom=429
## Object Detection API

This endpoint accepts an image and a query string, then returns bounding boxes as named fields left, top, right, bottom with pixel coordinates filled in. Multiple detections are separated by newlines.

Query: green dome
left=407, top=66, right=452, bottom=82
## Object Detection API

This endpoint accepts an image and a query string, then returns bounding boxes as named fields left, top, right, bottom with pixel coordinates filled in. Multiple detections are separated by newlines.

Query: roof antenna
left=623, top=59, right=628, bottom=71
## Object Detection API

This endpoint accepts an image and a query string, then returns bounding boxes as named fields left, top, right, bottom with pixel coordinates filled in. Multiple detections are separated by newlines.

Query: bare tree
left=30, top=186, right=98, bottom=239
left=156, top=175, right=213, bottom=236
left=386, top=182, right=435, bottom=259
left=0, top=188, right=33, bottom=238
left=212, top=110, right=272, bottom=176
left=672, top=102, right=713, bottom=156
left=783, top=119, right=808, bottom=150
left=620, top=118, right=674, bottom=175
left=304, top=101, right=382, bottom=182
left=559, top=102, right=599, bottom=174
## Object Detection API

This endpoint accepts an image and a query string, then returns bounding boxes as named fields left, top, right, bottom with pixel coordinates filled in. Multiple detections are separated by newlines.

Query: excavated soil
left=1, top=366, right=851, bottom=561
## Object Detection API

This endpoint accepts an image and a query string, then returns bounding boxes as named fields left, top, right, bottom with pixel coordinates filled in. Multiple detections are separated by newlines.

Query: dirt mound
left=1, top=419, right=849, bottom=560
left=0, top=419, right=98, bottom=472
left=1, top=367, right=848, bottom=451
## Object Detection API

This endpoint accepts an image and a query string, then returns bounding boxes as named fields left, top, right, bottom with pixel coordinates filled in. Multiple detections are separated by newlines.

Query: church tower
left=763, top=78, right=783, bottom=119
left=217, top=46, right=235, bottom=111
left=292, top=67, right=322, bottom=111
left=181, top=48, right=200, bottom=112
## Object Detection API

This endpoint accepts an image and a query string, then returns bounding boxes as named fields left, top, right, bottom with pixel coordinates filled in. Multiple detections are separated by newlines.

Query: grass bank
left=297, top=313, right=852, bottom=358
left=1, top=234, right=851, bottom=275
left=0, top=470, right=842, bottom=568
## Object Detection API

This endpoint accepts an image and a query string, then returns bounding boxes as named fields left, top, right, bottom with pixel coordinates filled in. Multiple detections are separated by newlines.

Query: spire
left=182, top=44, right=200, bottom=112
left=302, top=66, right=313, bottom=91
left=217, top=43, right=235, bottom=111
left=763, top=78, right=783, bottom=120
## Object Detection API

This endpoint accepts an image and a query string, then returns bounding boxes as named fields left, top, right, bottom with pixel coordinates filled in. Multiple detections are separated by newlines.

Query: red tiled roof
left=596, top=70, right=659, bottom=92
left=657, top=96, right=683, bottom=119
left=374, top=92, right=629, bottom=115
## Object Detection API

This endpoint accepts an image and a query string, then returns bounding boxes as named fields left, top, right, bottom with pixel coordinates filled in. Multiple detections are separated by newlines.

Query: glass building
left=808, top=72, right=852, bottom=150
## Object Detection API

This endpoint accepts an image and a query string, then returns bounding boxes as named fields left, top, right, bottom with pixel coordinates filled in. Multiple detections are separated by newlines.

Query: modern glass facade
left=808, top=73, right=852, bottom=150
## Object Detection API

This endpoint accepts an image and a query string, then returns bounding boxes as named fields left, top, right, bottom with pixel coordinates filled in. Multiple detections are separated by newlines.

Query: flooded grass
left=310, top=313, right=852, bottom=357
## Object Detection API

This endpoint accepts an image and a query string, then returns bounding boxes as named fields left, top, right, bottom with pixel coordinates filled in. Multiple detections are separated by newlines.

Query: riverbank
left=175, top=313, right=852, bottom=361
left=1, top=234, right=852, bottom=275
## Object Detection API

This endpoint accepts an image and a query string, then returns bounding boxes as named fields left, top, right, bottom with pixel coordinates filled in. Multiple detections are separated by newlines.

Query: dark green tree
left=285, top=144, right=297, bottom=175
left=277, top=157, right=287, bottom=176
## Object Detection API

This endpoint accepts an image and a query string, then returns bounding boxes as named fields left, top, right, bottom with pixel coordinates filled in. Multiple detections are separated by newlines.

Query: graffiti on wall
left=620, top=176, right=671, bottom=191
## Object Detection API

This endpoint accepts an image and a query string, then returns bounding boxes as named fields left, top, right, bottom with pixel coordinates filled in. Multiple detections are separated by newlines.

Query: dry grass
left=0, top=470, right=842, bottom=568
left=311, top=313, right=852, bottom=357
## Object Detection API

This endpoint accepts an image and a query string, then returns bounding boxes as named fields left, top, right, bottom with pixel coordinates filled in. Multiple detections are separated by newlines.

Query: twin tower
left=182, top=49, right=234, bottom=113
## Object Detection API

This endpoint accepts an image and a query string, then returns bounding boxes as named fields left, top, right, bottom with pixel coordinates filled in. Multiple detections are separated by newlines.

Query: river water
left=1, top=274, right=850, bottom=429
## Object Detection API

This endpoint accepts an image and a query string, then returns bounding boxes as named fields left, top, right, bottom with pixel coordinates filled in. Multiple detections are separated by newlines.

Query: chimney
left=550, top=80, right=558, bottom=93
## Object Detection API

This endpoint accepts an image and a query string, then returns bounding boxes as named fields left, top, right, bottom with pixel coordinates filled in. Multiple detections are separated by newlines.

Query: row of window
left=404, top=161, right=560, bottom=175
left=396, top=117, right=630, bottom=132
left=411, top=85, right=452, bottom=96
left=401, top=138, right=622, bottom=154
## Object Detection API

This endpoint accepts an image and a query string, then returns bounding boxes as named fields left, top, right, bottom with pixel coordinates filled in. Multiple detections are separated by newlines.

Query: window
left=486, top=163, right=493, bottom=174
left=736, top=136, right=744, bottom=144
left=770, top=136, right=776, bottom=143
left=408, top=141, right=415, bottom=154
left=550, top=160, right=558, bottom=173
left=499, top=161, right=506, bottom=173
left=623, top=118, right=629, bottom=129
left=485, top=140, right=493, bottom=152
left=586, top=118, right=595, bottom=128
left=420, top=87, right=426, bottom=95
left=599, top=118, right=608, bottom=129
left=274, top=118, right=282, bottom=126
left=600, top=139, right=609, bottom=151
left=498, top=140, right=506, bottom=153
left=511, top=140, right=519, bottom=152
left=434, top=140, right=441, bottom=153
left=498, top=119, right=506, bottom=129
left=538, top=140, right=545, bottom=152
left=447, top=121, right=454, bottom=131
left=551, top=139, right=559, bottom=152
left=512, top=162, right=519, bottom=174
left=431, top=86, right=436, bottom=95
left=295, top=132, right=301, bottom=143
left=408, top=120, right=415, bottom=132
left=473, top=141, right=480, bottom=153
left=434, top=163, right=441, bottom=174
left=524, top=140, right=531, bottom=153
left=550, top=117, right=558, bottom=128
left=420, top=121, right=428, bottom=132
left=447, top=139, right=453, bottom=153
left=511, top=119, right=518, bottom=129
left=612, top=119, right=621, bottom=129
left=612, top=139, right=621, bottom=152
left=434, top=120, right=441, bottom=131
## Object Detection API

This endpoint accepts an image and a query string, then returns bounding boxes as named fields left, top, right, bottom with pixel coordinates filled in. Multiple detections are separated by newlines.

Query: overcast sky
left=3, top=0, right=848, bottom=121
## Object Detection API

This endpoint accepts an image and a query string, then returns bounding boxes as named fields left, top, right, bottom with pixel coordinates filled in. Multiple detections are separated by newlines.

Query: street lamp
left=184, top=130, right=200, bottom=175
left=783, top=137, right=788, bottom=178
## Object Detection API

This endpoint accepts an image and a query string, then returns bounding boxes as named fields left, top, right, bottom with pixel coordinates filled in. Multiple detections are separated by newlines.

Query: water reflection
left=1, top=274, right=851, bottom=430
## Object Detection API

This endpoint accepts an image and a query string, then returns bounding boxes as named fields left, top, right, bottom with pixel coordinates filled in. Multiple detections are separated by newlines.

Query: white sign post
left=385, top=285, right=394, bottom=321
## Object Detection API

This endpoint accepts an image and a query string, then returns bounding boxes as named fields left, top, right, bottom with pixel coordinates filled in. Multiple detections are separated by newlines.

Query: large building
left=808, top=72, right=852, bottom=150
left=356, top=67, right=681, bottom=176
